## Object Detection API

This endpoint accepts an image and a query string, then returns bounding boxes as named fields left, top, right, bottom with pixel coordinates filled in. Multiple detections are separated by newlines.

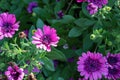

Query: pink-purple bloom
left=87, top=3, right=98, bottom=15
left=27, top=2, right=38, bottom=13
left=5, top=66, right=24, bottom=80
left=87, top=0, right=108, bottom=8
left=77, top=51, right=108, bottom=80
left=32, top=25, right=60, bottom=52
left=0, top=12, right=19, bottom=40
left=77, top=0, right=86, bottom=3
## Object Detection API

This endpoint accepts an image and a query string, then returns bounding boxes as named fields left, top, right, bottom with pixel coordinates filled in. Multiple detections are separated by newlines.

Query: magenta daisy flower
left=106, top=67, right=120, bottom=80
left=32, top=25, right=60, bottom=52
left=5, top=65, right=24, bottom=80
left=87, top=0, right=108, bottom=8
left=0, top=12, right=19, bottom=40
left=77, top=51, right=108, bottom=80
left=106, top=53, right=120, bottom=68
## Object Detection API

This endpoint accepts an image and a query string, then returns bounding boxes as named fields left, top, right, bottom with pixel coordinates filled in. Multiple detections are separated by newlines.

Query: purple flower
left=77, top=0, right=86, bottom=3
left=69, top=78, right=74, bottom=80
left=106, top=53, right=120, bottom=68
left=23, top=69, right=28, bottom=74
left=32, top=66, right=40, bottom=73
left=67, top=57, right=74, bottom=63
left=53, top=60, right=59, bottom=68
left=77, top=51, right=108, bottom=80
left=57, top=10, right=64, bottom=19
left=87, top=0, right=108, bottom=8
left=24, top=29, right=29, bottom=37
left=87, top=3, right=98, bottom=15
left=32, top=25, right=60, bottom=52
left=56, top=0, right=60, bottom=2
left=0, top=12, right=19, bottom=40
left=27, top=2, right=38, bottom=13
left=5, top=66, right=24, bottom=80
left=106, top=67, right=120, bottom=80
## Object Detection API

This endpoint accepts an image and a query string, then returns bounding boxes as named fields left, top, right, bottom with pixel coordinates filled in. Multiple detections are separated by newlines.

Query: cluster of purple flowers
left=77, top=51, right=120, bottom=80
left=77, top=0, right=108, bottom=15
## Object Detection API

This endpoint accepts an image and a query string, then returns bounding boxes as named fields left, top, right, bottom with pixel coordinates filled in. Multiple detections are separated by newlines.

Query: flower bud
left=32, top=12, right=36, bottom=17
left=19, top=32, right=27, bottom=38
left=32, top=30, right=36, bottom=35
left=90, top=34, right=96, bottom=40
left=28, top=73, right=36, bottom=80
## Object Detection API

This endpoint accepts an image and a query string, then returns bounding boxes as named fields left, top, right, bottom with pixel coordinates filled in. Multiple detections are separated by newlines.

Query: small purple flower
left=87, top=0, right=108, bottom=8
left=53, top=60, right=59, bottom=68
left=24, top=29, right=29, bottom=37
left=69, top=78, right=74, bottom=80
left=87, top=3, right=98, bottom=15
left=106, top=53, right=120, bottom=68
left=67, top=57, right=74, bottom=63
left=106, top=67, right=120, bottom=80
left=56, top=0, right=60, bottom=2
left=32, top=66, right=40, bottom=73
left=77, top=0, right=86, bottom=3
left=57, top=10, right=64, bottom=19
left=5, top=66, right=24, bottom=80
left=24, top=69, right=28, bottom=74
left=77, top=51, right=108, bottom=80
left=0, top=12, right=19, bottom=40
left=27, top=2, right=38, bottom=13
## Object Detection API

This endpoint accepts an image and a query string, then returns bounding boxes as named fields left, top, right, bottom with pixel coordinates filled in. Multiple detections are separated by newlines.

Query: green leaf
left=42, top=0, right=49, bottom=4
left=28, top=25, right=35, bottom=40
left=36, top=18, right=44, bottom=29
left=57, top=38, right=66, bottom=46
left=68, top=27, right=82, bottom=37
left=74, top=18, right=95, bottom=27
left=47, top=48, right=66, bottom=61
left=83, top=34, right=93, bottom=51
left=82, top=3, right=91, bottom=18
left=61, top=15, right=75, bottom=24
left=40, top=57, right=55, bottom=71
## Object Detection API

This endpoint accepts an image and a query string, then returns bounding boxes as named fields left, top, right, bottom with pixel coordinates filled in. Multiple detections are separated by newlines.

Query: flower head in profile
left=57, top=10, right=64, bottom=19
left=77, top=51, right=108, bottom=80
left=77, top=0, right=86, bottom=3
left=106, top=67, right=120, bottom=80
left=5, top=65, right=24, bottom=80
left=87, top=3, right=98, bottom=15
left=106, top=53, right=120, bottom=68
left=0, top=12, right=19, bottom=40
left=27, top=2, right=38, bottom=13
left=32, top=25, right=60, bottom=52
left=87, top=0, right=108, bottom=8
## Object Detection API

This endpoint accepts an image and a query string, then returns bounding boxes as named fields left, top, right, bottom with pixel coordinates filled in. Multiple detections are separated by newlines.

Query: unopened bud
left=19, top=32, right=26, bottom=38
left=90, top=34, right=96, bottom=40
left=28, top=73, right=36, bottom=80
